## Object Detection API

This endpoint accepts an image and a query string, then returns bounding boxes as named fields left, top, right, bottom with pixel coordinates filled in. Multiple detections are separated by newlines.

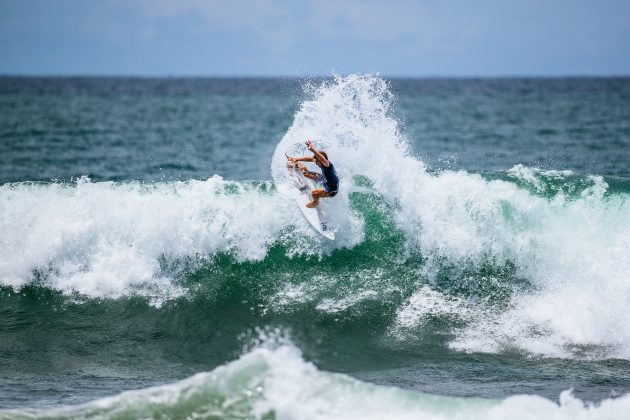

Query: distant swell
left=3, top=342, right=629, bottom=420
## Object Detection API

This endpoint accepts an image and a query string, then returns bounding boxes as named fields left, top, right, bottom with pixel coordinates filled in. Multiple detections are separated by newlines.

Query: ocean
left=1, top=74, right=630, bottom=419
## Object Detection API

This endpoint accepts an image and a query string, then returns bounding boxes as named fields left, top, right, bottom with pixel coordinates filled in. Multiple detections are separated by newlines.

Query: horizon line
left=1, top=73, right=630, bottom=80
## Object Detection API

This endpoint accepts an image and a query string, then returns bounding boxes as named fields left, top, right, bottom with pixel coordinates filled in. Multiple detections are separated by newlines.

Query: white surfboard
left=286, top=164, right=335, bottom=240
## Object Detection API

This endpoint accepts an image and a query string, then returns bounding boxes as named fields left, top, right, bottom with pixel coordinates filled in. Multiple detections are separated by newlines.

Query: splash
left=272, top=74, right=630, bottom=358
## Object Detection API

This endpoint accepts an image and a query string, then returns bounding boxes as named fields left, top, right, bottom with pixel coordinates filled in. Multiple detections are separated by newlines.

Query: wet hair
left=314, top=151, right=328, bottom=164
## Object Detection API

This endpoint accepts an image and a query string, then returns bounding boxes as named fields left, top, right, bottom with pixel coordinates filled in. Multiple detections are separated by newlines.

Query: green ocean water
left=1, top=75, right=630, bottom=418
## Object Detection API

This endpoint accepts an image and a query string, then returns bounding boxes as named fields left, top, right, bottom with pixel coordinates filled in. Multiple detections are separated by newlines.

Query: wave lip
left=3, top=343, right=630, bottom=420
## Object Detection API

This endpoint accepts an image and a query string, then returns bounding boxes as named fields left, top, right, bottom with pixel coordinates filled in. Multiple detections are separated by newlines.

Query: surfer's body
left=287, top=140, right=339, bottom=208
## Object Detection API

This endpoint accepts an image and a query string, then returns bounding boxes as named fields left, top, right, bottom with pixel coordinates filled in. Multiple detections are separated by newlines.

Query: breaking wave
left=2, top=75, right=630, bottom=361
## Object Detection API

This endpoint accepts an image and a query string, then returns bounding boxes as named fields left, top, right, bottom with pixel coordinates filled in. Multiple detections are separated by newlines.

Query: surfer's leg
left=306, top=189, right=325, bottom=208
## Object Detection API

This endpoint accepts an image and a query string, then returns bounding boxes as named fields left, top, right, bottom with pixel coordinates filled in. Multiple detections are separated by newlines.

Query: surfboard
left=286, top=163, right=335, bottom=240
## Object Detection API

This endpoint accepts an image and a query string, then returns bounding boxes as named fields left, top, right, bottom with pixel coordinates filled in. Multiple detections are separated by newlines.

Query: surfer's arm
left=306, top=141, right=329, bottom=167
left=288, top=156, right=315, bottom=162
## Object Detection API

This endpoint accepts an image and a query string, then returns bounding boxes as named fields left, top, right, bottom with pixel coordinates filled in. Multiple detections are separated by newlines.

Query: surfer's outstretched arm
left=288, top=156, right=315, bottom=163
left=306, top=140, right=329, bottom=167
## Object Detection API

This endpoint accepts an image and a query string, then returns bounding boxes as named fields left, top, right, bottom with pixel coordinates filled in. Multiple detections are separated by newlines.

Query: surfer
left=287, top=140, right=339, bottom=208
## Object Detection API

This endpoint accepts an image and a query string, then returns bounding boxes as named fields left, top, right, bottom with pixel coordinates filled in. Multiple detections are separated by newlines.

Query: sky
left=1, top=0, right=629, bottom=77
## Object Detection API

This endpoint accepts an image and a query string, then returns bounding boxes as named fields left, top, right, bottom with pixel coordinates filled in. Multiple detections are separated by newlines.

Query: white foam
left=430, top=171, right=630, bottom=358
left=270, top=267, right=396, bottom=315
left=395, top=285, right=472, bottom=329
left=255, top=346, right=630, bottom=420
left=0, top=176, right=338, bottom=300
left=403, top=170, right=630, bottom=358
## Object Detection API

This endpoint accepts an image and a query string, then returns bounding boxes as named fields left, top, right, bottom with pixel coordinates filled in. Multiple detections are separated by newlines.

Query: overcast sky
left=1, top=0, right=629, bottom=76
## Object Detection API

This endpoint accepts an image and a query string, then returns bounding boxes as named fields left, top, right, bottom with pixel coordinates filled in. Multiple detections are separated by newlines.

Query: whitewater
left=2, top=75, right=630, bottom=417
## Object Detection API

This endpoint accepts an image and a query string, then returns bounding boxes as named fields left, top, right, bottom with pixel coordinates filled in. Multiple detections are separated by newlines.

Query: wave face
left=3, top=341, right=629, bottom=420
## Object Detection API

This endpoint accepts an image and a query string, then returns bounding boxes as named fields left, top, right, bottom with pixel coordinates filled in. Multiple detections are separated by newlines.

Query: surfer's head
left=314, top=151, right=328, bottom=166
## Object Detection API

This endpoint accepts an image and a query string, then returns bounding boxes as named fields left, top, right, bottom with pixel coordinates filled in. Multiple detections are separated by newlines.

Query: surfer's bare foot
left=306, top=200, right=319, bottom=208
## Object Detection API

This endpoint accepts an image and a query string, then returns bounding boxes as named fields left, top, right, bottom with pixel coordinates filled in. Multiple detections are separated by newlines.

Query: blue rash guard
left=319, top=161, right=339, bottom=195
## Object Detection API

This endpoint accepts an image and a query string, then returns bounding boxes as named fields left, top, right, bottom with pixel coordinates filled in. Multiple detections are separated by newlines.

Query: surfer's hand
left=305, top=140, right=314, bottom=151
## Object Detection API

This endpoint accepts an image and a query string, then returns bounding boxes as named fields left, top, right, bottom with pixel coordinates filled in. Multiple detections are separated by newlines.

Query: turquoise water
left=1, top=75, right=630, bottom=418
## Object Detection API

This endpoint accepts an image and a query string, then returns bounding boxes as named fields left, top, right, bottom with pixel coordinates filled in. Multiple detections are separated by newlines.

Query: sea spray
left=272, top=74, right=630, bottom=358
